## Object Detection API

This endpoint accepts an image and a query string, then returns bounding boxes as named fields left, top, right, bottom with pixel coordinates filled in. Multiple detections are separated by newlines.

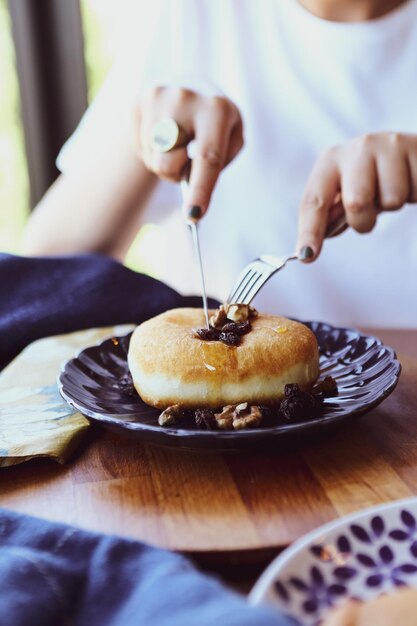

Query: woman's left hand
left=296, top=132, right=417, bottom=261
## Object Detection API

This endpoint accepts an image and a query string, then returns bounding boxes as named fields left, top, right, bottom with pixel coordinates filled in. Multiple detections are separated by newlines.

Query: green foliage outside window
left=0, top=0, right=29, bottom=253
left=0, top=0, right=112, bottom=253
left=0, top=0, right=157, bottom=275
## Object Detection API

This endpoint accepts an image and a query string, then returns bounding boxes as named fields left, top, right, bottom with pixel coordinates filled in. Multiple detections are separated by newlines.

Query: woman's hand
left=134, top=87, right=244, bottom=219
left=297, top=132, right=417, bottom=261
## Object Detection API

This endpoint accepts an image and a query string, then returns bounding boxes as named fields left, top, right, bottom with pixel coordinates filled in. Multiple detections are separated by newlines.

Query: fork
left=227, top=213, right=347, bottom=305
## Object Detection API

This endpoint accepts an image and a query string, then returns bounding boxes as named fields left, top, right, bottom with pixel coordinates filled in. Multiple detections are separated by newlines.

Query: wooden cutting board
left=1, top=330, right=417, bottom=564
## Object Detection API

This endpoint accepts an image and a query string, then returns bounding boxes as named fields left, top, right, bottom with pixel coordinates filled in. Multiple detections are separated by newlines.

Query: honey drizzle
left=199, top=340, right=238, bottom=374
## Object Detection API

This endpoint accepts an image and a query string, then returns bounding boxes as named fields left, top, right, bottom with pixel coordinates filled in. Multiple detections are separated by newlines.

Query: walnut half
left=158, top=404, right=184, bottom=427
left=233, top=405, right=263, bottom=430
left=214, top=405, right=235, bottom=429
left=223, top=303, right=251, bottom=323
left=209, top=305, right=228, bottom=329
left=209, top=303, right=258, bottom=328
left=214, top=403, right=263, bottom=430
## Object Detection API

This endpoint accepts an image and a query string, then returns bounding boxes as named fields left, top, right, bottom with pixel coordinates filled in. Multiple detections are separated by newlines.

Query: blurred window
left=0, top=0, right=29, bottom=253
left=80, top=0, right=119, bottom=101
left=2, top=0, right=158, bottom=273
left=0, top=0, right=118, bottom=254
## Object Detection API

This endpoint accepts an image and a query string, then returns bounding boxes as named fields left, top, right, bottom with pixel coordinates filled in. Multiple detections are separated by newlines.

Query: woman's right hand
left=134, top=87, right=244, bottom=220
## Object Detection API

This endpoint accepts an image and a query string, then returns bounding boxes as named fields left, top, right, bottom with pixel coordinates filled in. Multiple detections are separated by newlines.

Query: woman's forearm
left=21, top=138, right=158, bottom=260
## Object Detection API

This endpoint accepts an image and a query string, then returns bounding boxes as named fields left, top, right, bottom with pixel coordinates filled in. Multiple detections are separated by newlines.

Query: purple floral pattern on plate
left=389, top=510, right=417, bottom=559
left=288, top=565, right=346, bottom=614
left=250, top=498, right=417, bottom=626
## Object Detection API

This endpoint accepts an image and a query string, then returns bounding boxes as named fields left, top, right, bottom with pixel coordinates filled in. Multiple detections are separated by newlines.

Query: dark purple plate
left=58, top=322, right=401, bottom=451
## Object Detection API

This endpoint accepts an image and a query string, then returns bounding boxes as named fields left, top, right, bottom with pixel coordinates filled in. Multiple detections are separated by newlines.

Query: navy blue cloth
left=0, top=253, right=299, bottom=626
left=0, top=508, right=298, bottom=626
left=0, top=253, right=219, bottom=371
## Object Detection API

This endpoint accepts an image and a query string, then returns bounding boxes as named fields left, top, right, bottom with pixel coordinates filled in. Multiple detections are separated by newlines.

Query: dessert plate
left=250, top=497, right=417, bottom=625
left=58, top=322, right=401, bottom=451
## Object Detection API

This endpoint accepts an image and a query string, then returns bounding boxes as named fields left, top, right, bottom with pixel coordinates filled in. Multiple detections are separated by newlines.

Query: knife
left=181, top=179, right=210, bottom=329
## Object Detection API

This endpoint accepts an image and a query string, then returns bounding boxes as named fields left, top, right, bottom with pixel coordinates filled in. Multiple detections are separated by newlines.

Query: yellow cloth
left=0, top=326, right=134, bottom=467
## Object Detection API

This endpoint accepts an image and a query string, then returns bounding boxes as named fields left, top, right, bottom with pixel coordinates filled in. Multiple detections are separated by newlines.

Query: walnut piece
left=214, top=403, right=263, bottom=430
left=158, top=404, right=184, bottom=427
left=233, top=405, right=263, bottom=430
left=209, top=305, right=228, bottom=329
left=209, top=303, right=259, bottom=328
left=222, top=303, right=259, bottom=323
left=224, top=303, right=250, bottom=323
left=214, top=405, right=235, bottom=430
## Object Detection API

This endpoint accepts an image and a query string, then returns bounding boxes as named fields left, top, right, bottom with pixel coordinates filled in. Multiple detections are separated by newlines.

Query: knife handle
left=325, top=213, right=348, bottom=238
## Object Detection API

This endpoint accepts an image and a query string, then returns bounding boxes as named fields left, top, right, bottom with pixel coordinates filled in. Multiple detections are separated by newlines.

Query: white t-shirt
left=57, top=0, right=417, bottom=328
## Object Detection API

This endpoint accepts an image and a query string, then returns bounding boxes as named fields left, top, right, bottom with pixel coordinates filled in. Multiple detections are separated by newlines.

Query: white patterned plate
left=250, top=497, right=417, bottom=625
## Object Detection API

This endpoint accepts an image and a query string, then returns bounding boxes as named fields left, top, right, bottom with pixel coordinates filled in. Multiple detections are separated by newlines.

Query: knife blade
left=181, top=180, right=210, bottom=329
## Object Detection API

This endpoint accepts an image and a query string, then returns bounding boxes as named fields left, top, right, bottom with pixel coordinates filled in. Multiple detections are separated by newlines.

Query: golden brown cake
left=127, top=307, right=320, bottom=409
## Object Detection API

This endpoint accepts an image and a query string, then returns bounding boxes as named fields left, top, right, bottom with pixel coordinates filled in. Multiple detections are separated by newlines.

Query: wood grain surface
left=1, top=330, right=417, bottom=567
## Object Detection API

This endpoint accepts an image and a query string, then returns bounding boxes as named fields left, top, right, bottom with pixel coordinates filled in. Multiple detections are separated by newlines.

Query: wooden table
left=1, top=328, right=417, bottom=586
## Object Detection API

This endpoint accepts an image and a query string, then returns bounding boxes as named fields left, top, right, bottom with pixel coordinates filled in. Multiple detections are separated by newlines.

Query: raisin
left=219, top=332, right=240, bottom=346
left=279, top=394, right=316, bottom=422
left=118, top=373, right=135, bottom=396
left=236, top=321, right=252, bottom=334
left=195, top=409, right=217, bottom=430
left=195, top=327, right=220, bottom=341
left=313, top=376, right=338, bottom=397
left=221, top=321, right=252, bottom=335
left=259, top=406, right=278, bottom=426
left=195, top=320, right=251, bottom=345
left=220, top=322, right=239, bottom=333
left=284, top=383, right=301, bottom=398
left=279, top=381, right=324, bottom=422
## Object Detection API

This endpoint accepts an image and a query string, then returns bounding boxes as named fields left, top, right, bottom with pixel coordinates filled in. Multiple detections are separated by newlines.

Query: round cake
left=127, top=308, right=320, bottom=409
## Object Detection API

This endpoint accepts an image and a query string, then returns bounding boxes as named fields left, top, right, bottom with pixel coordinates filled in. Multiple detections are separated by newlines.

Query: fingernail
left=299, top=246, right=314, bottom=261
left=187, top=205, right=203, bottom=221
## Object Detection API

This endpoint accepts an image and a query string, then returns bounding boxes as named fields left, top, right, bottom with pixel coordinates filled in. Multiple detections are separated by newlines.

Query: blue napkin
left=0, top=253, right=219, bottom=371
left=0, top=508, right=298, bottom=626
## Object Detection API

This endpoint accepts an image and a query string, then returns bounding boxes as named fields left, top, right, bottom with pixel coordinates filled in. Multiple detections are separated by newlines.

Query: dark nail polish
left=188, top=205, right=203, bottom=220
left=299, top=246, right=314, bottom=261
